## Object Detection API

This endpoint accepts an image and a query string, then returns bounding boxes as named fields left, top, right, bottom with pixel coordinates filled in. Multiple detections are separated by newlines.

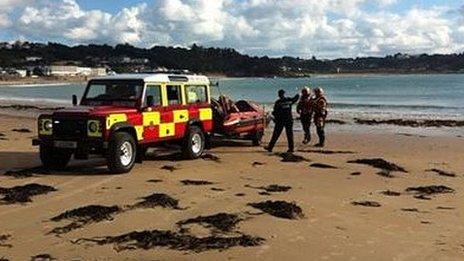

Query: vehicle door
left=141, top=84, right=162, bottom=142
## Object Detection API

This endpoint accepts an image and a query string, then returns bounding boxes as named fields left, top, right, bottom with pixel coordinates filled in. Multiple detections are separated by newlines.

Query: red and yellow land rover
left=33, top=73, right=214, bottom=173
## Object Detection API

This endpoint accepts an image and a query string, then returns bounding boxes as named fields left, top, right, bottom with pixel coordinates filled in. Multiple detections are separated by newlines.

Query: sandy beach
left=0, top=113, right=463, bottom=260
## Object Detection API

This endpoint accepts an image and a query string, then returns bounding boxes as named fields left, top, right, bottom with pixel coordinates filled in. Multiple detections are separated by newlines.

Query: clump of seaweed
left=248, top=200, right=304, bottom=219
left=380, top=190, right=401, bottom=196
left=177, top=213, right=243, bottom=232
left=406, top=185, right=454, bottom=200
left=180, top=180, right=214, bottom=186
left=426, top=169, right=456, bottom=177
left=146, top=179, right=163, bottom=183
left=49, top=205, right=120, bottom=235
left=31, top=254, right=56, bottom=261
left=0, top=234, right=12, bottom=248
left=310, top=163, right=337, bottom=169
left=201, top=154, right=221, bottom=162
left=347, top=158, right=407, bottom=177
left=298, top=149, right=355, bottom=154
left=277, top=153, right=310, bottom=163
left=75, top=230, right=264, bottom=252
left=0, top=184, right=56, bottom=204
left=161, top=165, right=177, bottom=172
left=11, top=128, right=31, bottom=133
left=131, top=193, right=182, bottom=210
left=351, top=201, right=381, bottom=207
left=3, top=167, right=50, bottom=179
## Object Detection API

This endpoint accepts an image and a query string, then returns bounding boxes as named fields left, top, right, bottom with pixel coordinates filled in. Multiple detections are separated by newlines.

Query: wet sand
left=1, top=114, right=464, bottom=260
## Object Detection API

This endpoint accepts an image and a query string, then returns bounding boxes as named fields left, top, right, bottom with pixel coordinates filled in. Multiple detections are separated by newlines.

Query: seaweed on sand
left=201, top=153, right=221, bottom=162
left=131, top=193, right=183, bottom=210
left=3, top=167, right=50, bottom=179
left=31, top=254, right=56, bottom=261
left=180, top=180, right=214, bottom=186
left=426, top=169, right=456, bottom=177
left=380, top=190, right=401, bottom=196
left=276, top=152, right=310, bottom=163
left=49, top=205, right=120, bottom=235
left=248, top=200, right=304, bottom=219
left=75, top=230, right=264, bottom=252
left=0, top=234, right=12, bottom=248
left=161, top=165, right=177, bottom=172
left=347, top=158, right=407, bottom=177
left=406, top=185, right=454, bottom=200
left=177, top=213, right=243, bottom=232
left=310, top=163, right=337, bottom=169
left=351, top=201, right=381, bottom=207
left=11, top=128, right=31, bottom=133
left=0, top=183, right=56, bottom=204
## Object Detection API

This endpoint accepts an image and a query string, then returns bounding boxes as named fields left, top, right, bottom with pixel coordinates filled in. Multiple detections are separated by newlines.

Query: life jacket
left=313, top=96, right=327, bottom=118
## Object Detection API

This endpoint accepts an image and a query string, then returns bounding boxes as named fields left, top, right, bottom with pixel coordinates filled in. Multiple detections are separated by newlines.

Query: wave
left=3, top=82, right=76, bottom=88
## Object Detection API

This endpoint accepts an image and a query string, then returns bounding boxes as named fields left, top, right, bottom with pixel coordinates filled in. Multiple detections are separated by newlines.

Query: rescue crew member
left=313, top=87, right=328, bottom=147
left=296, top=87, right=313, bottom=144
left=265, top=89, right=299, bottom=153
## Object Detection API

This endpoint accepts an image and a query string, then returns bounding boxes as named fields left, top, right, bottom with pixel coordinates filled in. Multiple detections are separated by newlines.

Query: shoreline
left=1, top=72, right=464, bottom=86
left=0, top=103, right=462, bottom=139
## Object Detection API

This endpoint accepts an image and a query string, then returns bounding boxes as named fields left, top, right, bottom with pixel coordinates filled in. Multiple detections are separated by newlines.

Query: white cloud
left=1, top=0, right=463, bottom=58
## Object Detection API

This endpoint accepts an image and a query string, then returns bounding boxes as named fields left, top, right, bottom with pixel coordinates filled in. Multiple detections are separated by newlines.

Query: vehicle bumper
left=33, top=138, right=108, bottom=158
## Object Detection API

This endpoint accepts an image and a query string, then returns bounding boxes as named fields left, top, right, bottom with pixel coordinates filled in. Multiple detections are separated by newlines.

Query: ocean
left=1, top=74, right=463, bottom=123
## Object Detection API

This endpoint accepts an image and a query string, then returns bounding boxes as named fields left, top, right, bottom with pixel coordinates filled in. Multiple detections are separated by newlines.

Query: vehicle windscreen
left=81, top=80, right=143, bottom=107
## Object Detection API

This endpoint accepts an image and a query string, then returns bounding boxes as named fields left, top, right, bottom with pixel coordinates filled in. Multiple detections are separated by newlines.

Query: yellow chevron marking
left=159, top=123, right=175, bottom=137
left=199, top=108, right=212, bottom=120
left=173, top=110, right=189, bottom=123
left=143, top=111, right=160, bottom=126
left=106, top=114, right=127, bottom=129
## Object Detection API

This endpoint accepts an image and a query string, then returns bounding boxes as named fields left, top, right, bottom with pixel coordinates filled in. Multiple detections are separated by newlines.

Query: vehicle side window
left=166, top=85, right=182, bottom=105
left=85, top=84, right=106, bottom=99
left=186, top=85, right=207, bottom=104
left=145, top=85, right=161, bottom=107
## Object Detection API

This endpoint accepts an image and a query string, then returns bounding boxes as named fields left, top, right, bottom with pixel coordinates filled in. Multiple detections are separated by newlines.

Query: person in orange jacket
left=297, top=87, right=313, bottom=144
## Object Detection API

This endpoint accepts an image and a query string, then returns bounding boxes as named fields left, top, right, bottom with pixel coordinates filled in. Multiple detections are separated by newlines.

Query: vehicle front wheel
left=39, top=145, right=72, bottom=170
left=182, top=126, right=205, bottom=159
left=107, top=132, right=136, bottom=174
left=252, top=131, right=263, bottom=146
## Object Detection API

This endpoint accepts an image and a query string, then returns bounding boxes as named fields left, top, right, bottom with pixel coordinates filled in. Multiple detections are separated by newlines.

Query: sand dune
left=1, top=114, right=463, bottom=260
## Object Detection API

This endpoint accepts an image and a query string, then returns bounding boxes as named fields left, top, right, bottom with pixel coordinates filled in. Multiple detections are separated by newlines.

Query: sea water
left=1, top=74, right=463, bottom=124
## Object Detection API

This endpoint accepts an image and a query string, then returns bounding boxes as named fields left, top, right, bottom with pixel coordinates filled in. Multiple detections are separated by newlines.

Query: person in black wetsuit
left=265, top=89, right=299, bottom=153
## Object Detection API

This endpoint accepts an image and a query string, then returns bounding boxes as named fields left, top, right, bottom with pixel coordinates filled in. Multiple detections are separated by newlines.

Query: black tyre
left=39, top=145, right=72, bottom=170
left=182, top=126, right=205, bottom=159
left=252, top=131, right=263, bottom=146
left=107, top=132, right=137, bottom=174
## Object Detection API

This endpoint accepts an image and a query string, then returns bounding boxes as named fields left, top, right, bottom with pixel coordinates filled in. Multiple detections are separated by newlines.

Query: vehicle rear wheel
left=107, top=132, right=136, bottom=174
left=182, top=126, right=205, bottom=159
left=252, top=131, right=263, bottom=146
left=39, top=144, right=72, bottom=170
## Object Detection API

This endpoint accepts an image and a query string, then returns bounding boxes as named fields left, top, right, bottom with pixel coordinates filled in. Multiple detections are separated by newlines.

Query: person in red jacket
left=296, top=87, right=313, bottom=144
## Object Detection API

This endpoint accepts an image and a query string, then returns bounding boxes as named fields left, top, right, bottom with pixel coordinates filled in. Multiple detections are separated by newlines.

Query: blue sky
left=78, top=0, right=462, bottom=14
left=1, top=0, right=463, bottom=58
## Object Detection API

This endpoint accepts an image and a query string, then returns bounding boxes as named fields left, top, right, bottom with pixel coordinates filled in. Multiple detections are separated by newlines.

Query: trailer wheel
left=182, top=126, right=205, bottom=159
left=107, top=132, right=136, bottom=174
left=40, top=145, right=72, bottom=170
left=252, top=131, right=263, bottom=146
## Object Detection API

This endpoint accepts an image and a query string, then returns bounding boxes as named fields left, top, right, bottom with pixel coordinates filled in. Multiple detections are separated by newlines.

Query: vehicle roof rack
left=138, top=69, right=195, bottom=75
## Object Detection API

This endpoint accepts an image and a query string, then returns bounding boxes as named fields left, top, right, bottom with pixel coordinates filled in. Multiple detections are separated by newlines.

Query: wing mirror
left=146, top=95, right=155, bottom=107
left=72, top=94, right=78, bottom=106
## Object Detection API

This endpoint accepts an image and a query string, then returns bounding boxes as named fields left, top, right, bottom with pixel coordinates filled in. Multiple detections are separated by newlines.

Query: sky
left=0, top=0, right=463, bottom=58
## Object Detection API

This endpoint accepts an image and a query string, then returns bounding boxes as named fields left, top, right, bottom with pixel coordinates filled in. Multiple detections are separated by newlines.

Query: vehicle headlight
left=87, top=120, right=102, bottom=137
left=39, top=118, right=53, bottom=135
left=44, top=121, right=53, bottom=131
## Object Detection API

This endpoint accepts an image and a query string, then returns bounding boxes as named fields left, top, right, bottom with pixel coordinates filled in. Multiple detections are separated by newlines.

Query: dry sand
left=0, top=114, right=463, bottom=260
